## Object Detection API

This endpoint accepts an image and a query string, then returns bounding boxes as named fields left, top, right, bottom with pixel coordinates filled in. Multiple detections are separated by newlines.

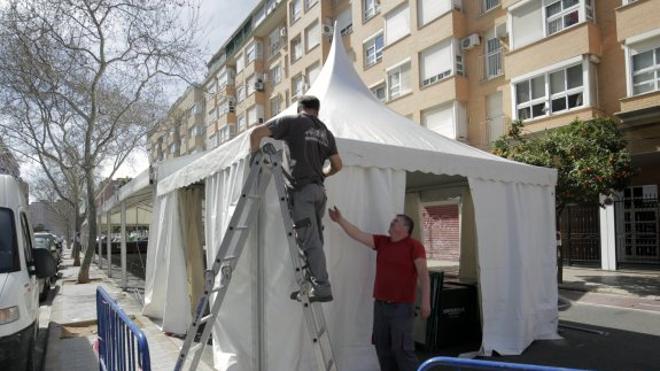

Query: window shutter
left=511, top=1, right=543, bottom=49
left=418, top=0, right=451, bottom=26
left=422, top=103, right=455, bottom=138
left=385, top=5, right=410, bottom=45
left=421, top=40, right=453, bottom=82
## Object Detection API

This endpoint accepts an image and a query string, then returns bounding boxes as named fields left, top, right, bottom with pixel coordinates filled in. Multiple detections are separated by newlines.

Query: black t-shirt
left=267, top=113, right=338, bottom=188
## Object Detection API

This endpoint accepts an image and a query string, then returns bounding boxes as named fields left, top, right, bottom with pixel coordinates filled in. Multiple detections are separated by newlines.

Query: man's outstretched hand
left=328, top=206, right=342, bottom=223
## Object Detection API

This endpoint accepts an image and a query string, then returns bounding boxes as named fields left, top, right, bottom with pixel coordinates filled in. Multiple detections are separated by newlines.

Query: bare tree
left=0, top=0, right=201, bottom=282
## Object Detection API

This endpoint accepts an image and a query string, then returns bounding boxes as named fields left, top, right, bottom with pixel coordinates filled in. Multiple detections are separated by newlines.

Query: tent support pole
left=121, top=202, right=127, bottom=289
left=107, top=211, right=112, bottom=278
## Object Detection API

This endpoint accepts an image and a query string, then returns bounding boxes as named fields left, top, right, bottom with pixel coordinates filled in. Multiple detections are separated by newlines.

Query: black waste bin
left=420, top=274, right=481, bottom=351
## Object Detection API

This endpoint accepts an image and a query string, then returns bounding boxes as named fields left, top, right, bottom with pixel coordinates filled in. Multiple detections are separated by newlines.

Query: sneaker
left=289, top=290, right=333, bottom=303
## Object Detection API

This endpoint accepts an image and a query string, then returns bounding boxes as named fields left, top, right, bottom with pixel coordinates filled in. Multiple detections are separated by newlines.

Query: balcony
left=617, top=91, right=660, bottom=128
left=616, top=0, right=660, bottom=43
left=506, top=22, right=601, bottom=79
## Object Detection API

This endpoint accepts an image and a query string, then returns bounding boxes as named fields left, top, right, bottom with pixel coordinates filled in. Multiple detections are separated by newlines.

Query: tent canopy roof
left=157, top=26, right=556, bottom=196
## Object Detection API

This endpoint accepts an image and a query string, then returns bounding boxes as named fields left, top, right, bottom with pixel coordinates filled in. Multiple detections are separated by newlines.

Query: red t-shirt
left=372, top=235, right=426, bottom=303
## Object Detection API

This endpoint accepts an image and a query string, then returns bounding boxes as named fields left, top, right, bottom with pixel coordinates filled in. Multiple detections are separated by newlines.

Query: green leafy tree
left=493, top=118, right=634, bottom=215
left=493, top=118, right=634, bottom=281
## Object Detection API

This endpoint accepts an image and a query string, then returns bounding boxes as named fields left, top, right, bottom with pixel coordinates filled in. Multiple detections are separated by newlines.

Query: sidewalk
left=560, top=266, right=660, bottom=299
left=44, top=255, right=213, bottom=371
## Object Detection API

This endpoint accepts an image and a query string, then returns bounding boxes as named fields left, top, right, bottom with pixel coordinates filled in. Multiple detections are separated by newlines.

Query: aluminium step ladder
left=174, top=143, right=337, bottom=371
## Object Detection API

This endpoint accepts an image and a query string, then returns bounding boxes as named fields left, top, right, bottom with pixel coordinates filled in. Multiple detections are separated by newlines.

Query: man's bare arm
left=415, top=258, right=431, bottom=319
left=323, top=154, right=342, bottom=177
left=250, top=125, right=272, bottom=153
left=328, top=207, right=374, bottom=248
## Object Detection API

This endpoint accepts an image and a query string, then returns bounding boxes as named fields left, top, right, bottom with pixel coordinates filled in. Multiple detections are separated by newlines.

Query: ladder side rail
left=269, top=160, right=337, bottom=371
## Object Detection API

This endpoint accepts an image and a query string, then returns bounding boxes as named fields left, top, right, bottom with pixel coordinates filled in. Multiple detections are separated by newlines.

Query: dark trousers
left=289, top=183, right=331, bottom=296
left=373, top=301, right=419, bottom=371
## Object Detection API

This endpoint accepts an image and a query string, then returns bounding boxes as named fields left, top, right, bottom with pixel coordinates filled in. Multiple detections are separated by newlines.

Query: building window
left=511, top=0, right=594, bottom=50
left=630, top=44, right=660, bottom=96
left=485, top=36, right=502, bottom=79
left=483, top=0, right=500, bottom=13
left=292, top=73, right=305, bottom=98
left=290, top=0, right=302, bottom=24
left=270, top=96, right=282, bottom=117
left=486, top=92, right=505, bottom=143
left=387, top=60, right=411, bottom=100
left=304, top=0, right=318, bottom=11
left=514, top=62, right=585, bottom=121
left=306, top=62, right=321, bottom=87
left=270, top=64, right=282, bottom=86
left=305, top=21, right=320, bottom=52
left=370, top=82, right=386, bottom=102
left=420, top=39, right=453, bottom=87
left=363, top=0, right=380, bottom=22
left=235, top=53, right=244, bottom=73
left=545, top=0, right=580, bottom=35
left=291, top=35, right=303, bottom=63
left=238, top=114, right=247, bottom=132
left=385, top=4, right=410, bottom=46
left=337, top=7, right=353, bottom=36
left=237, top=83, right=246, bottom=102
left=417, top=0, right=453, bottom=27
left=247, top=74, right=256, bottom=96
left=422, top=103, right=455, bottom=138
left=208, top=133, right=217, bottom=149
left=245, top=42, right=262, bottom=65
left=268, top=28, right=282, bottom=57
left=363, top=31, right=384, bottom=67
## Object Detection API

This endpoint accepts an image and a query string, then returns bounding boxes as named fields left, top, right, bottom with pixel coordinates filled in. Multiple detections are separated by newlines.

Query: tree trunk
left=72, top=210, right=82, bottom=266
left=78, top=172, right=97, bottom=283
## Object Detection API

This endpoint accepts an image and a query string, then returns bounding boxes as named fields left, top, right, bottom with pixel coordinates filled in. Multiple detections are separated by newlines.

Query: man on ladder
left=250, top=95, right=343, bottom=302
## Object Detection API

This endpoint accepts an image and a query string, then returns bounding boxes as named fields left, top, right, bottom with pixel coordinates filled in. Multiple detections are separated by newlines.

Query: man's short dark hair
left=297, top=95, right=320, bottom=112
left=397, top=214, right=414, bottom=235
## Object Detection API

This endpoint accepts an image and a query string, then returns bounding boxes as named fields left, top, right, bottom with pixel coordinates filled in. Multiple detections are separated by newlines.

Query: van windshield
left=0, top=207, right=20, bottom=273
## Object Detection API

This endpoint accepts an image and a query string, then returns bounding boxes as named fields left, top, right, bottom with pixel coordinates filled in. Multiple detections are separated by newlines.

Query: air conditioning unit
left=255, top=81, right=265, bottom=91
left=461, top=33, right=481, bottom=50
left=322, top=23, right=334, bottom=36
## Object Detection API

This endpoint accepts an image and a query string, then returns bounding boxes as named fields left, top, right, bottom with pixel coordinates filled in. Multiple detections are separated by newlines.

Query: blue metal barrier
left=96, top=286, right=151, bottom=371
left=418, top=357, right=589, bottom=371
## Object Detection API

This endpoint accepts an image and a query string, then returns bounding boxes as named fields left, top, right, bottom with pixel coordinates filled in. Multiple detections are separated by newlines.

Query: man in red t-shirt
left=328, top=207, right=430, bottom=371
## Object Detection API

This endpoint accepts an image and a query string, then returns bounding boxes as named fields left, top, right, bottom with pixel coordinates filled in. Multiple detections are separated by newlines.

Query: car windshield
left=34, top=237, right=50, bottom=250
left=0, top=207, right=20, bottom=273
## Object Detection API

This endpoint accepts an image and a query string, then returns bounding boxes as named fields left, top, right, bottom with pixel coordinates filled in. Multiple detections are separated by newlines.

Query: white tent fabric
left=469, top=179, right=560, bottom=355
left=142, top=192, right=192, bottom=335
left=145, top=25, right=560, bottom=368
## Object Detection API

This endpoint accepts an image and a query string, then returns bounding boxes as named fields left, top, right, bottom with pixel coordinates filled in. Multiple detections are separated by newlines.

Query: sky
left=19, top=0, right=259, bottom=182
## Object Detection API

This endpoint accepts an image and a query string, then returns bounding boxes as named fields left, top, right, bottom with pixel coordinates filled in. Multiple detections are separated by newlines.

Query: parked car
left=0, top=174, right=57, bottom=371
left=32, top=234, right=60, bottom=300
left=34, top=233, right=61, bottom=265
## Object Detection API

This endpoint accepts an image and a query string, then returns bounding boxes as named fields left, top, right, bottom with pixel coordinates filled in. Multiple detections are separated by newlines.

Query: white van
left=0, top=174, right=56, bottom=370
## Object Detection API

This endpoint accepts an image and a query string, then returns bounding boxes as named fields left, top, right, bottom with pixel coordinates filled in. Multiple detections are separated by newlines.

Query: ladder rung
left=198, top=314, right=212, bottom=325
left=230, top=225, right=249, bottom=230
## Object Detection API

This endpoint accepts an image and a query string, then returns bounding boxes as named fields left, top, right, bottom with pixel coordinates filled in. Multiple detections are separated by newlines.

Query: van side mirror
left=32, top=249, right=57, bottom=279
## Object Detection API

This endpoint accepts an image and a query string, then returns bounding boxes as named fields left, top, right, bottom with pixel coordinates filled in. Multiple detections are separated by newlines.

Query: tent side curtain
left=142, top=191, right=192, bottom=335
left=202, top=163, right=403, bottom=370
left=468, top=177, right=560, bottom=355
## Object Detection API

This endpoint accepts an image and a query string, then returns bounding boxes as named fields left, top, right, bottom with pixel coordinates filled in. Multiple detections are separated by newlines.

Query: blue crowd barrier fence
left=417, top=356, right=590, bottom=371
left=96, top=286, right=151, bottom=371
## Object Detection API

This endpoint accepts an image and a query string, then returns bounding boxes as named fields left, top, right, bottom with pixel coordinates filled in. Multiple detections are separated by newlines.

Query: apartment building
left=149, top=0, right=660, bottom=267
left=148, top=85, right=206, bottom=163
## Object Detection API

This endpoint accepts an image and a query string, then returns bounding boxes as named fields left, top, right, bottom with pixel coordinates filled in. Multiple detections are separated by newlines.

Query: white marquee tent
left=143, top=26, right=560, bottom=370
